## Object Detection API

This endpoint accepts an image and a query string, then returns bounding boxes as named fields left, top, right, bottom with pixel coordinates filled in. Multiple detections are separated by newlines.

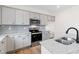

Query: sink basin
left=55, top=37, right=75, bottom=45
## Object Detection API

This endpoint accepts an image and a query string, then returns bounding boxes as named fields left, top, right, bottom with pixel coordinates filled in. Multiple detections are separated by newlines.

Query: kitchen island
left=41, top=39, right=79, bottom=54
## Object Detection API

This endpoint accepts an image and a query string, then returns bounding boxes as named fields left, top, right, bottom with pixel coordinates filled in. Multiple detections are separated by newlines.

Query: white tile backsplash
left=0, top=25, right=46, bottom=35
left=0, top=25, right=30, bottom=35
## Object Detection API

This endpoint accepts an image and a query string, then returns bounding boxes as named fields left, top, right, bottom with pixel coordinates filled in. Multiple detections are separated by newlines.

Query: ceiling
left=23, top=5, right=73, bottom=13
left=6, top=5, right=74, bottom=16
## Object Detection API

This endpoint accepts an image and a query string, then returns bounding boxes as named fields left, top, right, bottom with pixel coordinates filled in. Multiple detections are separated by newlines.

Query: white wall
left=55, top=6, right=79, bottom=39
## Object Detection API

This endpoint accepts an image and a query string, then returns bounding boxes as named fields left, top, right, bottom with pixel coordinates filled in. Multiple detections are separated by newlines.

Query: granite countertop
left=0, top=34, right=8, bottom=41
left=0, top=32, right=31, bottom=41
left=41, top=39, right=79, bottom=54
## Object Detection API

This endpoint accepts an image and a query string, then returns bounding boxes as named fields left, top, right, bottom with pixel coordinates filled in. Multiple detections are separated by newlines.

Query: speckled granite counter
left=41, top=39, right=79, bottom=54
left=0, top=34, right=8, bottom=41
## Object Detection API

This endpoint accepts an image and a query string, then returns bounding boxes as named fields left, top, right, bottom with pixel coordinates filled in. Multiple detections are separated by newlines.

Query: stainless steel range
left=29, top=29, right=42, bottom=43
left=29, top=18, right=42, bottom=43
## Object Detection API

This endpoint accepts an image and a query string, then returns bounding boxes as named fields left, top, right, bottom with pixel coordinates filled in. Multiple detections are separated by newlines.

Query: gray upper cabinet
left=52, top=16, right=55, bottom=22
left=2, top=7, right=16, bottom=25
left=1, top=6, right=54, bottom=25
left=15, top=10, right=30, bottom=25
left=2, top=7, right=30, bottom=25
left=40, top=14, right=48, bottom=25
left=48, top=16, right=55, bottom=22
left=30, top=12, right=40, bottom=20
left=47, top=16, right=52, bottom=22
left=0, top=7, right=1, bottom=25
left=40, top=15, right=55, bottom=25
left=15, top=10, right=24, bottom=25
left=23, top=11, right=30, bottom=25
left=14, top=33, right=31, bottom=50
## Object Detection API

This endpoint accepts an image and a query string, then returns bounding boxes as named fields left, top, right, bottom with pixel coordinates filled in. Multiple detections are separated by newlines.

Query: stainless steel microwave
left=30, top=19, right=40, bottom=25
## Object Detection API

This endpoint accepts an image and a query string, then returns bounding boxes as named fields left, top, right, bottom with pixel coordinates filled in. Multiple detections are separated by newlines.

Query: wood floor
left=15, top=42, right=41, bottom=54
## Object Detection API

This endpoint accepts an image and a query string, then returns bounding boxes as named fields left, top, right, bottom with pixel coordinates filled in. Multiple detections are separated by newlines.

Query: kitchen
left=0, top=5, right=55, bottom=54
left=0, top=5, right=79, bottom=54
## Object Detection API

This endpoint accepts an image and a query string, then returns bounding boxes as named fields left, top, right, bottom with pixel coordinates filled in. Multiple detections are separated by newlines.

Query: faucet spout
left=66, top=27, right=79, bottom=43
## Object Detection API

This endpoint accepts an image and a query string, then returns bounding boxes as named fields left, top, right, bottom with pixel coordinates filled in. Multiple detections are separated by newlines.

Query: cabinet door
left=0, top=7, right=1, bottom=25
left=42, top=31, right=49, bottom=41
left=23, top=34, right=31, bottom=47
left=15, top=10, right=24, bottom=25
left=52, top=16, right=55, bottom=22
left=48, top=16, right=55, bottom=22
left=47, top=16, right=52, bottom=22
left=0, top=46, right=6, bottom=54
left=30, top=12, right=40, bottom=19
left=23, top=11, right=30, bottom=25
left=1, top=38, right=7, bottom=52
left=6, top=37, right=14, bottom=52
left=40, top=14, right=48, bottom=25
left=2, top=7, right=16, bottom=25
left=14, top=35, right=23, bottom=49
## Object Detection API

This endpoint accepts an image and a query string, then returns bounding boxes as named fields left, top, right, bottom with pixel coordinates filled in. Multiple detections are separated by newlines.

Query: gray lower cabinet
left=6, top=36, right=15, bottom=52
left=42, top=31, right=49, bottom=41
left=0, top=36, right=15, bottom=53
left=23, top=35, right=31, bottom=47
left=0, top=34, right=31, bottom=54
left=14, top=35, right=24, bottom=49
left=14, top=33, right=31, bottom=50
left=0, top=36, right=13, bottom=53
left=2, top=7, right=16, bottom=25
left=0, top=40, right=7, bottom=53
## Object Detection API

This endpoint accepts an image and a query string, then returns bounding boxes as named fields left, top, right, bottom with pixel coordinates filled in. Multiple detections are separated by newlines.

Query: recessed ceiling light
left=57, top=5, right=60, bottom=8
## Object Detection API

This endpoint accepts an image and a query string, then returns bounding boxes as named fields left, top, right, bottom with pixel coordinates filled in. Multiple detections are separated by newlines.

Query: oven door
left=31, top=33, right=42, bottom=42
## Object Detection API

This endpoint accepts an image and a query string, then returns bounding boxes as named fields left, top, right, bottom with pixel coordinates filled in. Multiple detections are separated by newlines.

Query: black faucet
left=66, top=27, right=79, bottom=43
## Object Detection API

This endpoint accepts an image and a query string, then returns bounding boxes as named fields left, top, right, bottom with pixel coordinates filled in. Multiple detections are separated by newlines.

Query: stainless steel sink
left=55, top=37, right=75, bottom=45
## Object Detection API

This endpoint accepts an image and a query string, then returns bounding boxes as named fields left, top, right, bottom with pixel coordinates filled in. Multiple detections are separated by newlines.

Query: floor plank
left=15, top=42, right=41, bottom=54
